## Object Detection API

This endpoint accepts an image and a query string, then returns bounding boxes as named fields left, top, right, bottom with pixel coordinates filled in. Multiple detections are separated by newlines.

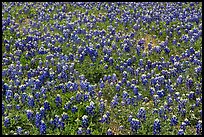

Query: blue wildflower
left=77, top=127, right=83, bottom=135
left=86, top=101, right=95, bottom=116
left=4, top=116, right=10, bottom=127
left=16, top=104, right=21, bottom=110
left=64, top=101, right=72, bottom=110
left=130, top=118, right=141, bottom=133
left=35, top=112, right=42, bottom=128
left=100, top=114, right=109, bottom=124
left=71, top=105, right=78, bottom=113
left=99, top=99, right=105, bottom=113
left=107, top=128, right=113, bottom=135
left=170, top=115, right=178, bottom=126
left=153, top=118, right=161, bottom=135
left=44, top=100, right=51, bottom=111
left=86, top=128, right=91, bottom=135
left=39, top=120, right=46, bottom=135
left=16, top=126, right=22, bottom=135
left=40, top=107, right=45, bottom=118
left=82, top=115, right=89, bottom=128
left=196, top=120, right=202, bottom=135
left=178, top=129, right=184, bottom=135
left=62, top=112, right=69, bottom=121
left=26, top=110, right=34, bottom=120
left=180, top=122, right=187, bottom=131
left=55, top=94, right=62, bottom=107
left=137, top=107, right=146, bottom=121
left=28, top=95, right=35, bottom=107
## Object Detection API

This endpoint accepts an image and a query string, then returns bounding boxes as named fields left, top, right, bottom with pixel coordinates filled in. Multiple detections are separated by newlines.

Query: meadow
left=2, top=2, right=202, bottom=135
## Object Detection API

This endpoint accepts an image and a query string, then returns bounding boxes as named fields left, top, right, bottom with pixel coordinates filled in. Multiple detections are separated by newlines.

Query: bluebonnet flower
left=121, top=76, right=127, bottom=84
left=149, top=87, right=155, bottom=96
left=84, top=92, right=89, bottom=102
left=176, top=75, right=183, bottom=85
left=186, top=78, right=193, bottom=89
left=26, top=109, right=34, bottom=120
left=40, top=86, right=46, bottom=95
left=153, top=118, right=161, bottom=135
left=116, top=84, right=121, bottom=91
left=100, top=81, right=105, bottom=89
left=16, top=126, right=22, bottom=135
left=35, top=112, right=42, bottom=128
left=107, top=128, right=113, bottom=135
left=64, top=101, right=72, bottom=111
left=155, top=82, right=161, bottom=91
left=170, top=115, right=178, bottom=126
left=123, top=71, right=128, bottom=78
left=137, top=107, right=146, bottom=121
left=99, top=99, right=105, bottom=113
left=122, top=91, right=129, bottom=100
left=77, top=127, right=83, bottom=135
left=86, top=128, right=91, bottom=135
left=196, top=120, right=202, bottom=135
left=164, top=47, right=170, bottom=55
left=86, top=101, right=95, bottom=115
left=76, top=91, right=82, bottom=102
left=55, top=94, right=62, bottom=107
left=28, top=95, right=35, bottom=107
left=184, top=118, right=190, bottom=126
left=82, top=115, right=89, bottom=128
left=58, top=118, right=65, bottom=129
left=4, top=116, right=10, bottom=127
left=188, top=91, right=195, bottom=100
left=98, top=90, right=103, bottom=98
left=178, top=129, right=184, bottom=135
left=44, top=100, right=51, bottom=111
left=40, top=107, right=45, bottom=118
left=71, top=105, right=78, bottom=113
left=157, top=90, right=165, bottom=98
left=34, top=92, right=40, bottom=102
left=139, top=59, right=143, bottom=67
left=174, top=92, right=180, bottom=101
left=133, top=86, right=138, bottom=96
left=128, top=114, right=133, bottom=122
left=100, top=113, right=109, bottom=124
left=137, top=93, right=143, bottom=101
left=153, top=95, right=160, bottom=106
left=142, top=78, right=148, bottom=86
left=53, top=115, right=60, bottom=128
left=180, top=108, right=186, bottom=117
left=39, top=120, right=46, bottom=135
left=13, top=93, right=20, bottom=102
left=167, top=96, right=173, bottom=106
left=111, top=95, right=119, bottom=108
left=5, top=90, right=13, bottom=102
left=16, top=104, right=21, bottom=110
left=190, top=104, right=196, bottom=111
left=195, top=97, right=201, bottom=107
left=130, top=118, right=141, bottom=133
left=62, top=112, right=69, bottom=121
left=180, top=122, right=187, bottom=131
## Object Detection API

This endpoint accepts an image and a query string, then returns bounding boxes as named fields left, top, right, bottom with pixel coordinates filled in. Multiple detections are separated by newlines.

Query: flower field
left=2, top=2, right=202, bottom=135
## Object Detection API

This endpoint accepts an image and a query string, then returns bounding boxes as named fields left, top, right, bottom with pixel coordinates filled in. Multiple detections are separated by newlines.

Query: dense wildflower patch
left=2, top=2, right=202, bottom=135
